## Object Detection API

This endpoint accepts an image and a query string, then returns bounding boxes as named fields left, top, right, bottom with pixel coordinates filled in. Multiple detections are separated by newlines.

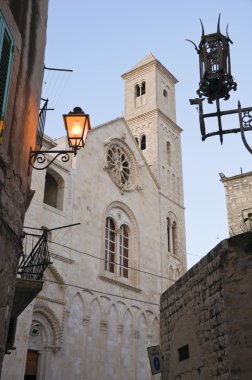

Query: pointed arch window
left=140, top=134, right=146, bottom=150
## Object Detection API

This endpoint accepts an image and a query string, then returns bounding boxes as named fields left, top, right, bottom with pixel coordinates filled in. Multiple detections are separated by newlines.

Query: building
left=160, top=231, right=252, bottom=380
left=220, top=171, right=252, bottom=236
left=0, top=0, right=48, bottom=373
left=160, top=171, right=252, bottom=379
left=2, top=53, right=187, bottom=379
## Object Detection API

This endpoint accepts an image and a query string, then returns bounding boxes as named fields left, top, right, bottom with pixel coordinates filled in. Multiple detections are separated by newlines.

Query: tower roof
left=121, top=52, right=178, bottom=83
left=129, top=52, right=157, bottom=71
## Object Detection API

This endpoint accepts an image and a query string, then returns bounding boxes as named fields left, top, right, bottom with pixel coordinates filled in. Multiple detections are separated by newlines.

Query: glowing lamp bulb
left=72, top=122, right=81, bottom=136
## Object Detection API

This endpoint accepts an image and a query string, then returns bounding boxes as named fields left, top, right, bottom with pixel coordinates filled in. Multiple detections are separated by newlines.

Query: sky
left=43, top=0, right=252, bottom=269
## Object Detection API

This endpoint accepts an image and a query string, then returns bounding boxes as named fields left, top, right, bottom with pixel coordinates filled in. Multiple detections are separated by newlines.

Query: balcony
left=6, top=230, right=51, bottom=353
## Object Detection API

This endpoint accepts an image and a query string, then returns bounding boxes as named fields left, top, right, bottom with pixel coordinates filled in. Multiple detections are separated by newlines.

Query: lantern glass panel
left=65, top=114, right=86, bottom=148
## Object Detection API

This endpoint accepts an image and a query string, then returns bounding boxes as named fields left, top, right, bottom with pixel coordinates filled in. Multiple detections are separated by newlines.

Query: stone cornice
left=99, top=274, right=142, bottom=293
left=122, top=60, right=178, bottom=85
left=126, top=109, right=157, bottom=125
left=220, top=171, right=252, bottom=183
left=37, top=295, right=65, bottom=305
left=158, top=110, right=183, bottom=134
left=122, top=61, right=156, bottom=81
left=126, top=109, right=183, bottom=134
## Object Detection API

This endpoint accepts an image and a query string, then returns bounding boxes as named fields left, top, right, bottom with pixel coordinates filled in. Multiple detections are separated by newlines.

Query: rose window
left=105, top=141, right=137, bottom=191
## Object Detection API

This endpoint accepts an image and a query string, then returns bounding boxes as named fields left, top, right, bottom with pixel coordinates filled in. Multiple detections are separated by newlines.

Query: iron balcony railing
left=18, top=230, right=51, bottom=280
left=36, top=98, right=48, bottom=147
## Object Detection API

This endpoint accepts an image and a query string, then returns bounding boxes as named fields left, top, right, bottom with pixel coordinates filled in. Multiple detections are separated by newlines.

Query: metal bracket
left=29, top=148, right=77, bottom=170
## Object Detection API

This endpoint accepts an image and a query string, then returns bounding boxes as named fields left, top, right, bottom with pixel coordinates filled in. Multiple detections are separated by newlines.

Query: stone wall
left=221, top=171, right=252, bottom=236
left=160, top=232, right=252, bottom=380
left=0, top=0, right=48, bottom=373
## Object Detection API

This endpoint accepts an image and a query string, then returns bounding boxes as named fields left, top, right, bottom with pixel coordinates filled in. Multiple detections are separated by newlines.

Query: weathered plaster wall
left=160, top=232, right=252, bottom=380
left=0, top=0, right=48, bottom=372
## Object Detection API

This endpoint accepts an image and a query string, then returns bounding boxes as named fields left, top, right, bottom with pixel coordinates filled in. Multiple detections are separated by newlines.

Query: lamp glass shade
left=63, top=110, right=90, bottom=150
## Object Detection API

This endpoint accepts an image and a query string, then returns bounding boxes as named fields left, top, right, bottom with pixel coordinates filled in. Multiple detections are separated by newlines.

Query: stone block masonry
left=160, top=232, right=252, bottom=380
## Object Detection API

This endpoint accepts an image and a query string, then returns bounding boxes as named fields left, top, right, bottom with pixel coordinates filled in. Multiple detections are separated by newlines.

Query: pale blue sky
left=43, top=0, right=252, bottom=268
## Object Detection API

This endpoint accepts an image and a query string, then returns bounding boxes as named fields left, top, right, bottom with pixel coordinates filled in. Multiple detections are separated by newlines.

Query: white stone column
left=98, top=320, right=108, bottom=379
left=117, top=324, right=124, bottom=379
left=82, top=316, right=90, bottom=380
left=132, top=330, right=139, bottom=380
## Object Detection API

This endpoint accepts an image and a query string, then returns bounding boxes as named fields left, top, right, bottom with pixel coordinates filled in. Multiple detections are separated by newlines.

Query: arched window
left=140, top=134, right=146, bottom=150
left=141, top=81, right=146, bottom=95
left=167, top=217, right=171, bottom=252
left=172, top=221, right=177, bottom=255
left=43, top=172, right=58, bottom=208
left=167, top=141, right=171, bottom=166
left=43, top=170, right=64, bottom=210
left=119, top=224, right=129, bottom=278
left=167, top=213, right=178, bottom=256
left=103, top=204, right=138, bottom=285
left=135, top=84, right=140, bottom=97
left=105, top=217, right=116, bottom=273
left=105, top=218, right=130, bottom=278
left=163, top=89, right=168, bottom=98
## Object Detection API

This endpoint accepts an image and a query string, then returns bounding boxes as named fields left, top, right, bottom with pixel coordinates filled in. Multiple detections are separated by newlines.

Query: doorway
left=24, top=350, right=39, bottom=380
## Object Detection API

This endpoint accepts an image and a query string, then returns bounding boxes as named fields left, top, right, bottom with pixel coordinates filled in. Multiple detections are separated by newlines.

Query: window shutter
left=0, top=11, right=14, bottom=143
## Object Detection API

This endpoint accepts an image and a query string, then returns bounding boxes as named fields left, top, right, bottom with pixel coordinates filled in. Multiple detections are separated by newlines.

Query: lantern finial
left=217, top=13, right=221, bottom=34
left=200, top=19, right=205, bottom=37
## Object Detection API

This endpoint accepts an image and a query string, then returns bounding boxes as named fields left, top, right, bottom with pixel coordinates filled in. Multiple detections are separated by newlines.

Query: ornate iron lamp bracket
left=29, top=148, right=77, bottom=171
left=189, top=98, right=252, bottom=153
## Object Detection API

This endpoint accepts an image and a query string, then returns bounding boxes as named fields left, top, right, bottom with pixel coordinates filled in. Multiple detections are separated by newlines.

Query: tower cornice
left=122, top=60, right=178, bottom=85
left=126, top=109, right=183, bottom=134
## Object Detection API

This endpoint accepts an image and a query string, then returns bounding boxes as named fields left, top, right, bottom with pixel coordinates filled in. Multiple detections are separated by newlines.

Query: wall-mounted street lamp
left=187, top=15, right=252, bottom=153
left=30, top=106, right=91, bottom=170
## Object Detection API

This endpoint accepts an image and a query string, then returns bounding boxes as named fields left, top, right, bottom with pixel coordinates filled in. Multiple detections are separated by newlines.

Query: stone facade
left=160, top=232, right=252, bottom=380
left=221, top=171, right=252, bottom=236
left=2, top=54, right=187, bottom=379
left=0, top=0, right=48, bottom=373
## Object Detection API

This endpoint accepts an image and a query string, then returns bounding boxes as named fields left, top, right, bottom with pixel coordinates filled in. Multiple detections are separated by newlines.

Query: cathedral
left=2, top=53, right=187, bottom=380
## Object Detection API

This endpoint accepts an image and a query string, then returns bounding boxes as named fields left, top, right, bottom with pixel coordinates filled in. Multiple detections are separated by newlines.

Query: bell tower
left=122, top=53, right=187, bottom=281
